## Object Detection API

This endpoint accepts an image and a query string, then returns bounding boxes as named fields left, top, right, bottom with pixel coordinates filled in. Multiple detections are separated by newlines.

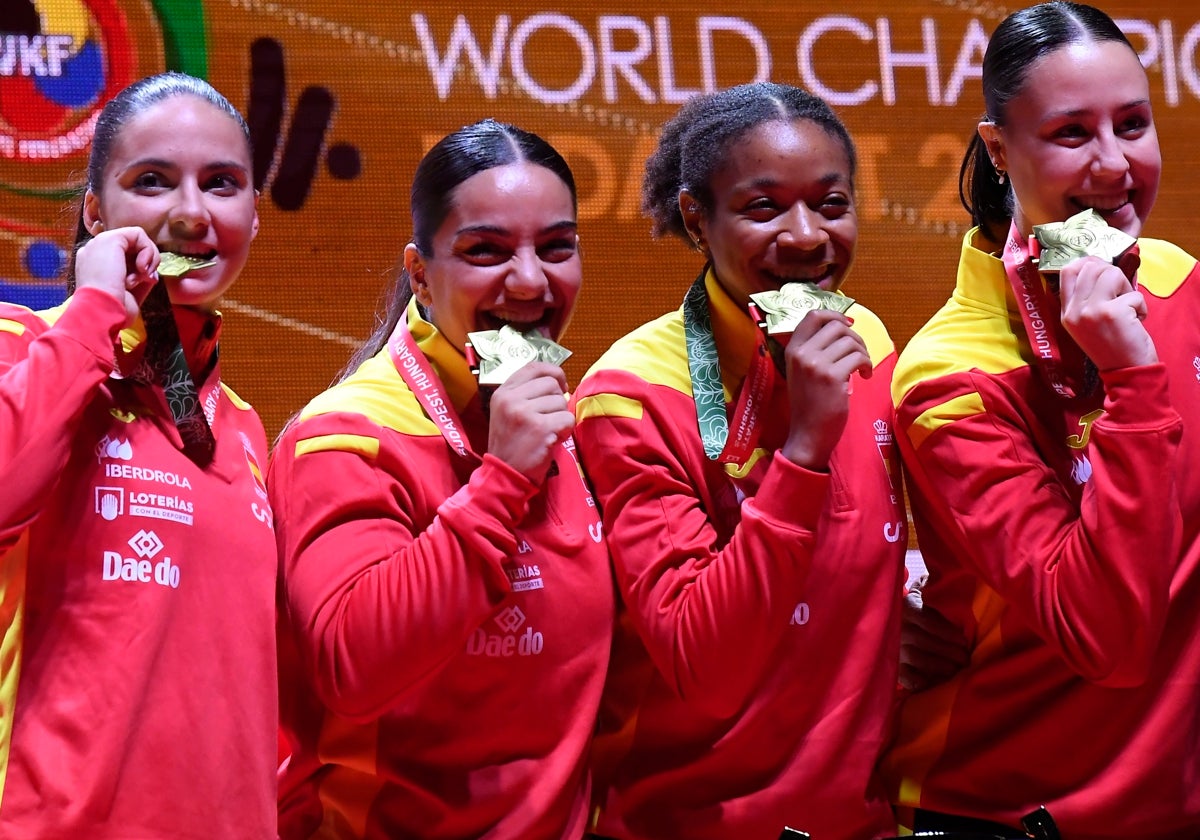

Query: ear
left=250, top=190, right=261, bottom=241
left=403, top=243, right=431, bottom=307
left=82, top=189, right=104, bottom=235
left=977, top=121, right=1007, bottom=174
left=678, top=189, right=707, bottom=252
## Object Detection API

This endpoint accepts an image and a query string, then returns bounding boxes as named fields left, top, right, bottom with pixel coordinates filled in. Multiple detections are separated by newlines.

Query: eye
left=205, top=172, right=244, bottom=193
left=538, top=236, right=578, bottom=263
left=819, top=193, right=853, bottom=219
left=131, top=171, right=168, bottom=191
left=742, top=197, right=780, bottom=221
left=459, top=240, right=511, bottom=265
left=1117, top=114, right=1150, bottom=136
left=1050, top=123, right=1089, bottom=145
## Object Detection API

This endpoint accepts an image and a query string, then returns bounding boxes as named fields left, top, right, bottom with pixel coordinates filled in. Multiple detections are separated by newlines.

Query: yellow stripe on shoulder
left=845, top=302, right=895, bottom=364
left=295, top=433, right=380, bottom=459
left=37, top=300, right=70, bottom=326
left=908, top=391, right=985, bottom=450
left=1, top=299, right=80, bottom=335
left=219, top=383, right=253, bottom=410
left=892, top=297, right=1025, bottom=406
left=576, top=392, right=644, bottom=422
left=586, top=312, right=692, bottom=392
left=299, top=352, right=440, bottom=436
left=1137, top=238, right=1198, bottom=298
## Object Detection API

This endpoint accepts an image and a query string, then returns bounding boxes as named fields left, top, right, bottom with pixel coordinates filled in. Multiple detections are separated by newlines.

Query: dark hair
left=642, top=81, right=856, bottom=245
left=961, top=1, right=1135, bottom=241
left=339, top=118, right=577, bottom=379
left=65, top=72, right=250, bottom=292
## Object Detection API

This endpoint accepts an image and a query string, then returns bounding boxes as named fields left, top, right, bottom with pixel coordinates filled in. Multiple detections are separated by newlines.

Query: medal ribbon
left=388, top=315, right=477, bottom=460
left=1001, top=221, right=1081, bottom=400
left=682, top=270, right=776, bottom=463
left=137, top=282, right=217, bottom=466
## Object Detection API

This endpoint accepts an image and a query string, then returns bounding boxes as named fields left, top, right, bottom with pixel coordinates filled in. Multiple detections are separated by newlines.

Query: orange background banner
left=3, top=1, right=1199, bottom=435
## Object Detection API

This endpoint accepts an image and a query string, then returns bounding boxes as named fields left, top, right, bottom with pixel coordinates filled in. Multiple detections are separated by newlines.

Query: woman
left=272, top=119, right=613, bottom=839
left=572, top=82, right=907, bottom=839
left=881, top=3, right=1200, bottom=837
left=0, top=73, right=276, bottom=836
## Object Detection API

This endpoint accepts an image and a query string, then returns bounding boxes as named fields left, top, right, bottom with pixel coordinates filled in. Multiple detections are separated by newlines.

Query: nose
left=777, top=204, right=829, bottom=251
left=169, top=180, right=210, bottom=235
left=504, top=249, right=550, bottom=300
left=1090, top=128, right=1130, bottom=179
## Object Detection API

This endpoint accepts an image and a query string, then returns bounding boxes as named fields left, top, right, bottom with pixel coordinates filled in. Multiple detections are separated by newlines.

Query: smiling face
left=405, top=162, right=581, bottom=352
left=83, top=94, right=259, bottom=310
left=979, top=39, right=1160, bottom=237
left=682, top=118, right=857, bottom=308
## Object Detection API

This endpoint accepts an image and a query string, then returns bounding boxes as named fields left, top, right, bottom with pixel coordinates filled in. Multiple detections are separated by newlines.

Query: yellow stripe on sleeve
left=295, top=433, right=380, bottom=460
left=0, top=320, right=25, bottom=337
left=576, top=393, right=644, bottom=422
left=908, top=391, right=985, bottom=451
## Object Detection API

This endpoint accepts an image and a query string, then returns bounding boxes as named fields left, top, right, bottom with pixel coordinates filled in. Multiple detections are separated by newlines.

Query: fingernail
left=846, top=316, right=855, bottom=325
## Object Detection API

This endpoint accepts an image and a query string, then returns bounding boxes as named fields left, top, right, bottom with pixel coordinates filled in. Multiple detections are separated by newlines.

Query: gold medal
left=749, top=282, right=853, bottom=335
left=1032, top=209, right=1136, bottom=272
left=466, top=326, right=571, bottom=386
left=157, top=252, right=217, bottom=277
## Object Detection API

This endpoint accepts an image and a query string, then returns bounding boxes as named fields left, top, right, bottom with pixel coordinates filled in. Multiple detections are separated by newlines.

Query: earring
left=996, top=169, right=1007, bottom=186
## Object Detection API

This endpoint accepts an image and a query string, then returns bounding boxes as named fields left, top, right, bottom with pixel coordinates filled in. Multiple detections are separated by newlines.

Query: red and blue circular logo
left=0, top=0, right=206, bottom=308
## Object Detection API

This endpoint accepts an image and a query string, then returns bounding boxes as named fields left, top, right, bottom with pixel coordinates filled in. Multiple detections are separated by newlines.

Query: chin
left=168, top=280, right=229, bottom=310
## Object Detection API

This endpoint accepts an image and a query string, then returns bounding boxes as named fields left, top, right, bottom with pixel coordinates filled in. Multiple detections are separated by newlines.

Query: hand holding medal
left=1030, top=210, right=1156, bottom=371
left=749, top=282, right=856, bottom=375
left=73, top=225, right=162, bottom=327
left=465, top=326, right=575, bottom=483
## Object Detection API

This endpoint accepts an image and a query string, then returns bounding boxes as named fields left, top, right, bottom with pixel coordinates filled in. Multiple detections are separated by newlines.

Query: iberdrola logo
left=0, top=0, right=206, bottom=308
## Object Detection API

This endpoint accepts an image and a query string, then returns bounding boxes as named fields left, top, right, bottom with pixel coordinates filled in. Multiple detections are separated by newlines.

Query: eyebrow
left=1046, top=98, right=1152, bottom=119
left=455, top=220, right=577, bottom=237
left=122, top=157, right=251, bottom=173
left=740, top=171, right=849, bottom=190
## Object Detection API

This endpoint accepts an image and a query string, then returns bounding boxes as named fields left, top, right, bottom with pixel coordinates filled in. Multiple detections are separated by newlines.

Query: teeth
left=769, top=271, right=830, bottom=283
left=1079, top=197, right=1128, bottom=212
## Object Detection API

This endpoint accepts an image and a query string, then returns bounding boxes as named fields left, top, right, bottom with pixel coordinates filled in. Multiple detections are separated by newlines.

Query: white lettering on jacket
left=101, top=551, right=180, bottom=588
left=105, top=463, right=193, bottom=490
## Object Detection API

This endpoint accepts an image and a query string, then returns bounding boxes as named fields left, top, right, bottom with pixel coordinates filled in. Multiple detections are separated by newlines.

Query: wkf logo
left=1, top=0, right=209, bottom=307
left=0, top=0, right=128, bottom=162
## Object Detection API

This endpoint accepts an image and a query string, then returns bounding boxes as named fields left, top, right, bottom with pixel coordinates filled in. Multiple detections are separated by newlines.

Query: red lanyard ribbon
left=387, top=316, right=476, bottom=460
left=1001, top=222, right=1080, bottom=399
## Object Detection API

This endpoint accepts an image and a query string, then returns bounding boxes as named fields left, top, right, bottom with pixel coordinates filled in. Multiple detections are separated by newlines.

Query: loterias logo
left=0, top=0, right=207, bottom=309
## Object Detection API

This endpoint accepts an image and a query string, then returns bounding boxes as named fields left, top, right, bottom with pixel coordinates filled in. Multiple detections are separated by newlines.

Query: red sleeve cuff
left=1100, top=363, right=1182, bottom=428
left=745, top=453, right=830, bottom=532
left=63, top=287, right=127, bottom=360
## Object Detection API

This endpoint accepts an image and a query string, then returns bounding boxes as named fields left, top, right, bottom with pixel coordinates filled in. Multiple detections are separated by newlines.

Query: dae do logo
left=0, top=0, right=206, bottom=309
